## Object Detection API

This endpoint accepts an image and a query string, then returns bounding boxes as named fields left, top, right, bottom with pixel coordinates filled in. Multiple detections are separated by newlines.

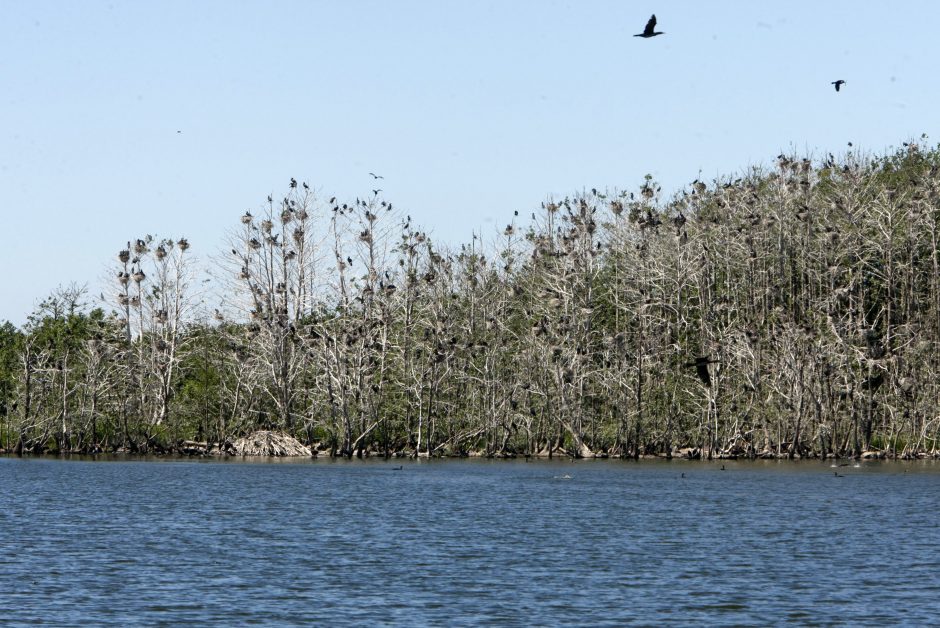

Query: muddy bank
left=3, top=436, right=939, bottom=461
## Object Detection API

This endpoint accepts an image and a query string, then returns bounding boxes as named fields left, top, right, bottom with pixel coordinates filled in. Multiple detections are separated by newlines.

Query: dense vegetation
left=3, top=142, right=940, bottom=459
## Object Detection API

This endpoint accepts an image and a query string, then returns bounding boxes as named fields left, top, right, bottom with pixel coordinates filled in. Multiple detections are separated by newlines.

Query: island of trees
left=2, top=142, right=939, bottom=460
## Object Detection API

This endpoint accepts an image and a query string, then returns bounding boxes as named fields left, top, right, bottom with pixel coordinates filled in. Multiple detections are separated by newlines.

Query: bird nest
left=232, top=430, right=311, bottom=457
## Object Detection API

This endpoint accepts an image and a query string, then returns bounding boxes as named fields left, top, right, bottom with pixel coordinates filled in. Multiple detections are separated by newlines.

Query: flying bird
left=832, top=80, right=846, bottom=92
left=635, top=14, right=664, bottom=38
left=684, top=356, right=719, bottom=387
left=369, top=172, right=384, bottom=180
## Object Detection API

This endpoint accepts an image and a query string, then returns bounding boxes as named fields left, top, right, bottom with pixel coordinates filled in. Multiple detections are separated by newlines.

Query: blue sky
left=1, top=1, right=937, bottom=324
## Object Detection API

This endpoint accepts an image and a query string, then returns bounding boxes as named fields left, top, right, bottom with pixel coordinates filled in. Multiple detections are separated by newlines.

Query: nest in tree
left=233, top=431, right=311, bottom=457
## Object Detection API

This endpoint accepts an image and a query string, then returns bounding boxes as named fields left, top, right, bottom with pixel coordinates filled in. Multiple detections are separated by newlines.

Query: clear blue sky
left=1, top=1, right=937, bottom=325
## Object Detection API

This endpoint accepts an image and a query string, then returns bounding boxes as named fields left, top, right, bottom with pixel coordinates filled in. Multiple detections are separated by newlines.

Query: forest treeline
left=3, top=142, right=940, bottom=459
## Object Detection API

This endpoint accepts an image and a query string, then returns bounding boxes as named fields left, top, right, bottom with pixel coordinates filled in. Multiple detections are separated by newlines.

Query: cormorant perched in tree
left=832, top=80, right=846, bottom=92
left=634, top=14, right=664, bottom=38
left=684, top=356, right=718, bottom=387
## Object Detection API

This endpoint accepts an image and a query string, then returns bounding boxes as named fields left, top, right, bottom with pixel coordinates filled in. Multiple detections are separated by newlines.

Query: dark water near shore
left=1, top=457, right=939, bottom=625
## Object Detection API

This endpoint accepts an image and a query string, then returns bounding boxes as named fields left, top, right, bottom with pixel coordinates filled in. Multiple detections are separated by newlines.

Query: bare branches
left=8, top=144, right=940, bottom=458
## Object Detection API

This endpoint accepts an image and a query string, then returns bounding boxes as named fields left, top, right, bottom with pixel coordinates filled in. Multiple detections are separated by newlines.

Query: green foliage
left=8, top=143, right=940, bottom=458
left=0, top=321, right=22, bottom=418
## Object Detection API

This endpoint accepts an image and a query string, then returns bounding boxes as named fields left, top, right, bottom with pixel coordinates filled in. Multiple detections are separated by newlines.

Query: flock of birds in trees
left=634, top=12, right=847, bottom=387
left=261, top=13, right=851, bottom=392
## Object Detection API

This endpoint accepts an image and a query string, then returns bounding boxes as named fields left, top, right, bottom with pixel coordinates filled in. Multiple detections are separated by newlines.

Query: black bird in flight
left=684, top=356, right=718, bottom=387
left=832, top=80, right=846, bottom=92
left=635, top=14, right=664, bottom=38
left=369, top=172, right=384, bottom=180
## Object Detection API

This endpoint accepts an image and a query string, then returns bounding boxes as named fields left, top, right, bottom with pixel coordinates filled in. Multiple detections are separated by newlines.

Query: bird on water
left=684, top=356, right=718, bottom=387
left=832, top=80, right=846, bottom=92
left=635, top=14, right=664, bottom=38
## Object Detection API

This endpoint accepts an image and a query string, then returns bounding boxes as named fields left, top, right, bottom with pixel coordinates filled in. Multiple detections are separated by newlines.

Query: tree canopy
left=3, top=141, right=940, bottom=459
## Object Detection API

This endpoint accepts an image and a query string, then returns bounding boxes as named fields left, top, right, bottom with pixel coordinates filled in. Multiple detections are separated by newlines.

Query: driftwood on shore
left=232, top=431, right=312, bottom=457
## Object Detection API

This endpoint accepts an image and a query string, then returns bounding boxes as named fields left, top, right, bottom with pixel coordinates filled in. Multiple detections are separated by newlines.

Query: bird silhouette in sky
left=369, top=172, right=384, bottom=180
left=684, top=356, right=718, bottom=387
left=635, top=14, right=664, bottom=38
left=832, top=80, right=846, bottom=92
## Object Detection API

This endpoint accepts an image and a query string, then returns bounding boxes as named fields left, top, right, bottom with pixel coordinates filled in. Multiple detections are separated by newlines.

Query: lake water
left=1, top=457, right=938, bottom=625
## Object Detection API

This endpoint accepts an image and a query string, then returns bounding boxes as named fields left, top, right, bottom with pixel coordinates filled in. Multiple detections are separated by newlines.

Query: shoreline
left=2, top=446, right=938, bottom=462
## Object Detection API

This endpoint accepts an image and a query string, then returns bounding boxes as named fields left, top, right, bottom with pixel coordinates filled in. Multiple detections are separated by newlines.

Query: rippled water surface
left=1, top=456, right=939, bottom=625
